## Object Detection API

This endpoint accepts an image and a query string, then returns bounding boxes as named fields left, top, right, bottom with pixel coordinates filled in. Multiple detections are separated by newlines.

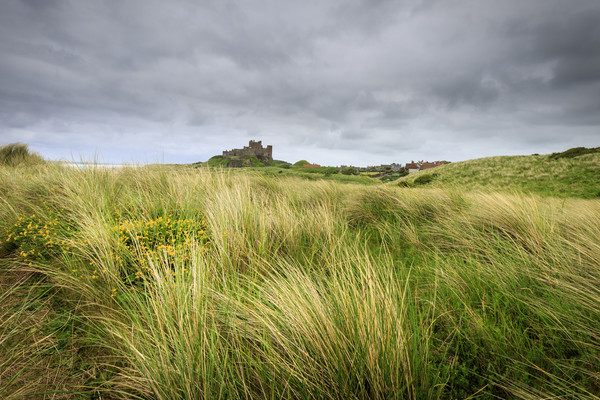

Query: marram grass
left=0, top=163, right=599, bottom=399
left=395, top=151, right=600, bottom=199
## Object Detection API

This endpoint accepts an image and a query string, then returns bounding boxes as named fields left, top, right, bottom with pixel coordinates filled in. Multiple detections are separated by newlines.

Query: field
left=1, top=146, right=600, bottom=399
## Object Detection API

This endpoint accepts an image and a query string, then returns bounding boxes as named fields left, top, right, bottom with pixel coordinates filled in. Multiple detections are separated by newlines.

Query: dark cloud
left=0, top=0, right=598, bottom=165
left=489, top=3, right=600, bottom=98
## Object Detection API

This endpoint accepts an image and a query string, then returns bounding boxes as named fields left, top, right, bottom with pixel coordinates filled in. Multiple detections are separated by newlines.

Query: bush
left=549, top=147, right=600, bottom=160
left=117, top=215, right=210, bottom=284
left=0, top=143, right=45, bottom=167
left=341, top=167, right=356, bottom=175
left=414, top=173, right=438, bottom=185
left=397, top=167, right=409, bottom=177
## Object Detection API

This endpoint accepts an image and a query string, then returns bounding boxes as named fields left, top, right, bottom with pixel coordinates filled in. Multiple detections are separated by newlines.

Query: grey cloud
left=505, top=5, right=600, bottom=88
left=0, top=0, right=599, bottom=166
left=431, top=74, right=502, bottom=110
left=493, top=4, right=600, bottom=87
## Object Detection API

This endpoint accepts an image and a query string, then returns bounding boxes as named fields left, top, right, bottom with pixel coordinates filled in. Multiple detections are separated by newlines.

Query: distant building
left=420, top=161, right=445, bottom=170
left=405, top=161, right=420, bottom=173
left=223, top=140, right=273, bottom=162
left=303, top=164, right=321, bottom=168
left=405, top=160, right=445, bottom=172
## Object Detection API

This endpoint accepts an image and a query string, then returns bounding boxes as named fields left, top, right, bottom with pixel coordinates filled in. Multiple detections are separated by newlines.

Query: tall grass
left=0, top=143, right=45, bottom=167
left=1, top=163, right=599, bottom=399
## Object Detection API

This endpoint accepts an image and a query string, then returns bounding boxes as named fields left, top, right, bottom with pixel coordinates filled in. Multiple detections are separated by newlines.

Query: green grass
left=395, top=150, right=600, bottom=198
left=1, top=146, right=599, bottom=398
left=293, top=159, right=311, bottom=167
left=205, top=155, right=229, bottom=168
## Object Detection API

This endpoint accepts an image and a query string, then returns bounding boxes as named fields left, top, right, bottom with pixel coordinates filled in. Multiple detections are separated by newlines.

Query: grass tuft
left=0, top=143, right=45, bottom=167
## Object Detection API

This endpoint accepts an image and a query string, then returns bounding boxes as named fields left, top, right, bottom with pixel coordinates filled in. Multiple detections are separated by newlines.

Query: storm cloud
left=1, top=0, right=598, bottom=164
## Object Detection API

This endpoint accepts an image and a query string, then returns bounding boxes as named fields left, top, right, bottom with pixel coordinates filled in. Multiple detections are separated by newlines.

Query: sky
left=1, top=0, right=599, bottom=166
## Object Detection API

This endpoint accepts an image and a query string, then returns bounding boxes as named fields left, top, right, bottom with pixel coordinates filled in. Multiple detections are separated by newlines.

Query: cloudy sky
left=1, top=0, right=599, bottom=165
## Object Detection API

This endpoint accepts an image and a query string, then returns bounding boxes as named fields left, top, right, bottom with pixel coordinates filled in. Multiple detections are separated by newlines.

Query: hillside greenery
left=293, top=159, right=310, bottom=167
left=204, top=155, right=267, bottom=167
left=1, top=155, right=599, bottom=399
left=395, top=149, right=600, bottom=198
left=205, top=155, right=229, bottom=168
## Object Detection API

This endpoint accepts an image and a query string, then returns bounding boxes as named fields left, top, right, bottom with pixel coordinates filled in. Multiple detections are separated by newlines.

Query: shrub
left=548, top=146, right=600, bottom=160
left=0, top=143, right=45, bottom=167
left=341, top=167, right=356, bottom=175
left=414, top=173, right=437, bottom=185
left=117, top=215, right=210, bottom=285
left=396, top=167, right=409, bottom=177
left=3, top=207, right=75, bottom=265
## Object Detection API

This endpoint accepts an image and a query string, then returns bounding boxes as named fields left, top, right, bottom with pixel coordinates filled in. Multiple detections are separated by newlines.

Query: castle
left=223, top=140, right=273, bottom=162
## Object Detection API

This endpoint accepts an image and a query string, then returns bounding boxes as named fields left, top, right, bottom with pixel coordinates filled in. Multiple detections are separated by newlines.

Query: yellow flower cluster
left=4, top=211, right=74, bottom=265
left=3, top=209, right=210, bottom=291
left=116, top=215, right=210, bottom=282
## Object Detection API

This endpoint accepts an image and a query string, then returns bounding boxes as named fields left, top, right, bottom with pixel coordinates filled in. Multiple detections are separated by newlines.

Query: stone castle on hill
left=223, top=140, right=273, bottom=162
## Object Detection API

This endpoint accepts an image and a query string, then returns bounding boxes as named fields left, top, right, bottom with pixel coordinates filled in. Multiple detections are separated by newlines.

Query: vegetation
left=244, top=155, right=265, bottom=167
left=413, top=173, right=438, bottom=185
left=295, top=166, right=339, bottom=174
left=341, top=166, right=357, bottom=175
left=1, top=153, right=599, bottom=399
left=204, top=155, right=266, bottom=168
left=205, top=155, right=229, bottom=168
left=0, top=143, right=45, bottom=167
left=243, top=166, right=377, bottom=184
left=293, top=159, right=310, bottom=167
left=396, top=149, right=600, bottom=198
left=269, top=159, right=292, bottom=168
left=548, top=146, right=600, bottom=160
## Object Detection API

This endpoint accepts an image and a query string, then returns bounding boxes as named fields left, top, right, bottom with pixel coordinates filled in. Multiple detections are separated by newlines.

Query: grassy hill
left=395, top=149, right=600, bottom=198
